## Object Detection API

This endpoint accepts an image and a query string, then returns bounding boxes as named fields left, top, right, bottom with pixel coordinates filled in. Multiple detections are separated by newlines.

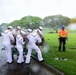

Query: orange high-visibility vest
left=58, top=29, right=68, bottom=38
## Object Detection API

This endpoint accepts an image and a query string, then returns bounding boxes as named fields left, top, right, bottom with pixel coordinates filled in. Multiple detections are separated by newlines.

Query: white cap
left=17, top=26, right=21, bottom=30
left=39, top=26, right=43, bottom=30
left=8, top=26, right=13, bottom=29
left=20, top=30, right=26, bottom=35
left=27, top=29, right=32, bottom=32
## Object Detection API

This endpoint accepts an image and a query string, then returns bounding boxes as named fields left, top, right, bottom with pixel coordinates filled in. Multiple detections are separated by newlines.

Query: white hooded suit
left=2, top=30, right=14, bottom=63
left=16, top=34, right=25, bottom=63
left=25, top=32, right=43, bottom=64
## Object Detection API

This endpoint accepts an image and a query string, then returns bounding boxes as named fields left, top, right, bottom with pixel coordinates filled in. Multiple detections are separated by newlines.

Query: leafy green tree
left=0, top=23, right=8, bottom=32
left=69, top=18, right=76, bottom=23
left=8, top=16, right=42, bottom=29
left=8, top=20, right=20, bottom=27
left=43, top=15, right=70, bottom=33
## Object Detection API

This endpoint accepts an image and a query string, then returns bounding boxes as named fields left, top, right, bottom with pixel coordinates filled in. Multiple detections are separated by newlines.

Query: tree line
left=0, top=15, right=76, bottom=33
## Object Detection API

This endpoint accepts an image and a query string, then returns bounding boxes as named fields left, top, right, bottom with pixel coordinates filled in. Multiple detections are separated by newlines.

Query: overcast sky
left=0, top=0, right=76, bottom=24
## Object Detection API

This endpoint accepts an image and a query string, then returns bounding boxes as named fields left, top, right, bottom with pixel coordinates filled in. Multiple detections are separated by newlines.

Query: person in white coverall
left=38, top=26, right=44, bottom=37
left=2, top=26, right=14, bottom=63
left=33, top=26, right=44, bottom=48
left=16, top=30, right=25, bottom=64
left=12, top=26, right=21, bottom=36
left=33, top=26, right=44, bottom=38
left=25, top=32, right=44, bottom=64
left=12, top=26, right=21, bottom=45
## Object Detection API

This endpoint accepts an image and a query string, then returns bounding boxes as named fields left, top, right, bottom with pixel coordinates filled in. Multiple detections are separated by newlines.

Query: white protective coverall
left=12, top=29, right=20, bottom=45
left=2, top=30, right=14, bottom=63
left=38, top=29, right=44, bottom=37
left=12, top=29, right=20, bottom=36
left=33, top=29, right=44, bottom=49
left=16, top=34, right=25, bottom=63
left=25, top=32, right=43, bottom=64
left=33, top=28, right=44, bottom=38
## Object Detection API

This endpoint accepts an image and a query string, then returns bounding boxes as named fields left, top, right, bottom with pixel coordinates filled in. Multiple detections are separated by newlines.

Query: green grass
left=42, top=33, right=76, bottom=75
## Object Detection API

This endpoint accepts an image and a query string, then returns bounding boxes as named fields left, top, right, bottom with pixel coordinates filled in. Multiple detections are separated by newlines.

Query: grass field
left=42, top=33, right=76, bottom=75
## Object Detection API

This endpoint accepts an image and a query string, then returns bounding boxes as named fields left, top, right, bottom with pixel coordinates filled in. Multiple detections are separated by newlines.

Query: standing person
left=16, top=30, right=26, bottom=64
left=25, top=32, right=44, bottom=64
left=37, top=26, right=44, bottom=46
left=58, top=25, right=68, bottom=51
left=12, top=26, right=21, bottom=45
left=2, top=26, right=14, bottom=63
left=33, top=26, right=44, bottom=39
left=33, top=26, right=44, bottom=48
left=12, top=26, right=21, bottom=36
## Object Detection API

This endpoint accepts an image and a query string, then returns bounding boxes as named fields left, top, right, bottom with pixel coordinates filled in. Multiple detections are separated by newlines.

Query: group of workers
left=1, top=26, right=44, bottom=64
left=1, top=24, right=68, bottom=64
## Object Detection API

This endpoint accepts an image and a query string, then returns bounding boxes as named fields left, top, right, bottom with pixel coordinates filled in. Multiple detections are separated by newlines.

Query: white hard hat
left=8, top=26, right=13, bottom=29
left=39, top=26, right=43, bottom=30
left=17, top=26, right=21, bottom=29
left=20, top=30, right=26, bottom=35
left=27, top=29, right=32, bottom=32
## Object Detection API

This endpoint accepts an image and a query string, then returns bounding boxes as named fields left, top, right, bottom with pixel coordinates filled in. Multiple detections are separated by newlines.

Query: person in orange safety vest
left=58, top=25, right=68, bottom=51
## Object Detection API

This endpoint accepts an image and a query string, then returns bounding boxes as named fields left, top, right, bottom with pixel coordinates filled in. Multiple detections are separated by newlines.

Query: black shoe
left=39, top=59, right=45, bottom=62
left=7, top=62, right=13, bottom=64
left=22, top=61, right=24, bottom=64
left=25, top=63, right=30, bottom=65
left=17, top=63, right=23, bottom=65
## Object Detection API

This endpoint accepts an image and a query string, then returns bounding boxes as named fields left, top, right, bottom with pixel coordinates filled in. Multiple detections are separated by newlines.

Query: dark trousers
left=58, top=37, right=66, bottom=51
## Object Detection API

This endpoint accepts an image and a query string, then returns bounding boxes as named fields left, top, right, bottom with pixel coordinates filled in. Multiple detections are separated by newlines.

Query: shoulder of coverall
left=26, top=32, right=33, bottom=38
left=3, top=30, right=10, bottom=34
left=31, top=32, right=38, bottom=37
left=11, top=29, right=15, bottom=34
left=33, top=29, right=37, bottom=33
left=16, top=34, right=22, bottom=39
